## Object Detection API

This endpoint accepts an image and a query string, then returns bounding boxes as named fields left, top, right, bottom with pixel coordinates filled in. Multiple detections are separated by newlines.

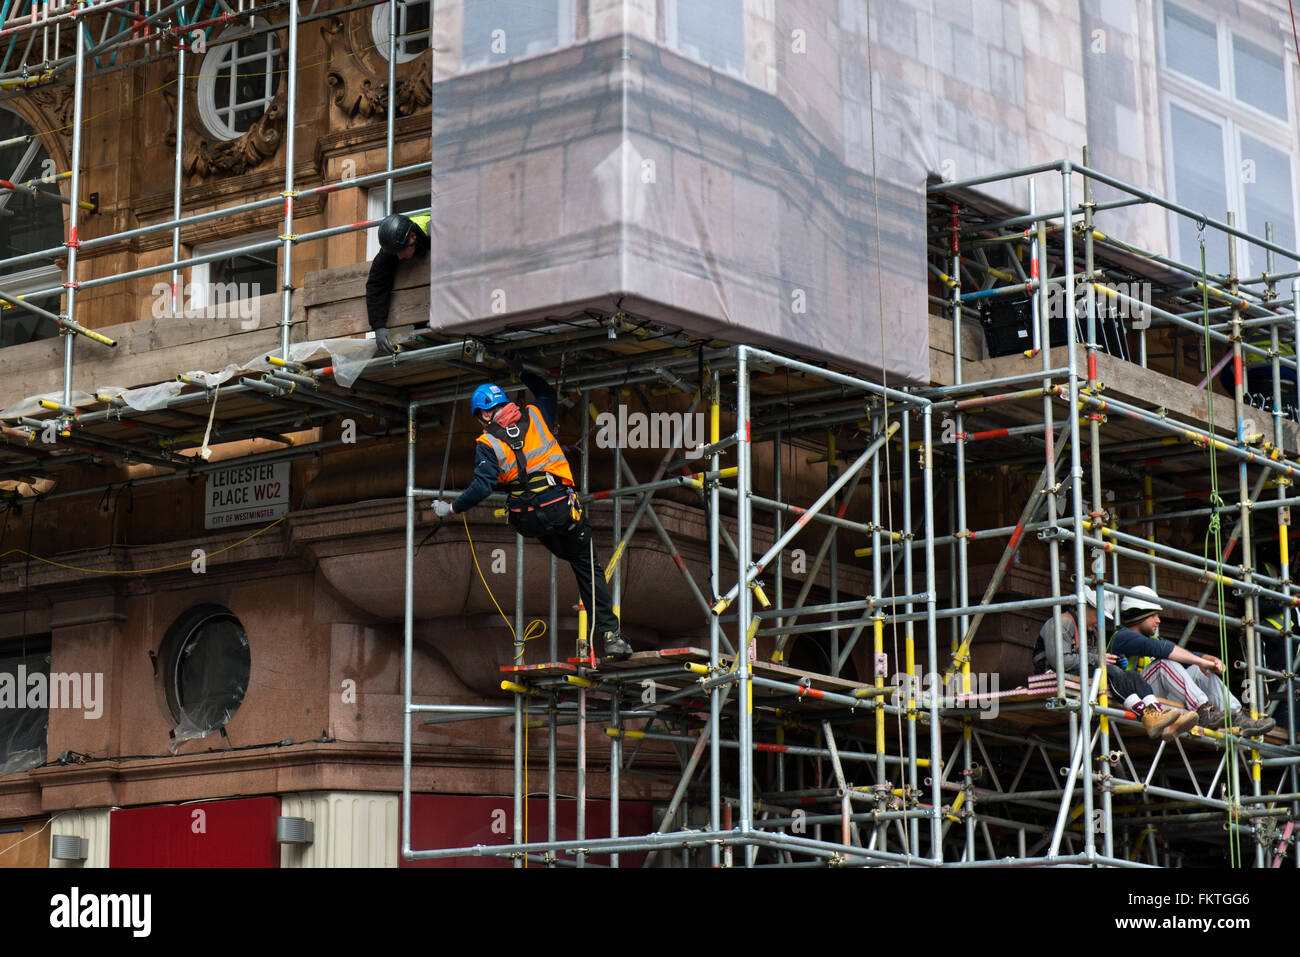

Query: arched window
left=0, top=107, right=63, bottom=348
left=197, top=27, right=282, bottom=140
left=372, top=0, right=430, bottom=63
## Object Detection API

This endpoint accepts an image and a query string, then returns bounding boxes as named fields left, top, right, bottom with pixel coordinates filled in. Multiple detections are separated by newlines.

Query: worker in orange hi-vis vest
left=432, top=371, right=632, bottom=661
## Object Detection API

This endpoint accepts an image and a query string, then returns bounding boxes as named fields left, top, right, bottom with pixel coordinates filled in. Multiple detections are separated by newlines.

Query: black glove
left=374, top=327, right=398, bottom=355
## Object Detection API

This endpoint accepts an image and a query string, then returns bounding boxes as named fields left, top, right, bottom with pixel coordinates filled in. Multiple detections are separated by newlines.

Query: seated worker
left=1109, top=585, right=1276, bottom=737
left=431, top=370, right=632, bottom=662
left=367, top=212, right=430, bottom=355
left=1033, top=588, right=1198, bottom=739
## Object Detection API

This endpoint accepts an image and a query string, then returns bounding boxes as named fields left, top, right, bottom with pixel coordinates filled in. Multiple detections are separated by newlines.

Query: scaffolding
left=0, top=1, right=1296, bottom=869
left=394, top=156, right=1300, bottom=869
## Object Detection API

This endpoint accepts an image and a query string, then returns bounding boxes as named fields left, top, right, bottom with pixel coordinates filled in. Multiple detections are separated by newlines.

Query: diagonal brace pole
left=713, top=421, right=900, bottom=615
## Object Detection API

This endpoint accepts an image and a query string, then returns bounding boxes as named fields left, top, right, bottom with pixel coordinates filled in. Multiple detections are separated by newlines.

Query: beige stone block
left=1063, top=70, right=1087, bottom=125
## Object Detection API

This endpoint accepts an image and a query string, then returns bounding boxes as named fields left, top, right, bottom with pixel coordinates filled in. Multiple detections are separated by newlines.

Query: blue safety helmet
left=471, top=383, right=509, bottom=414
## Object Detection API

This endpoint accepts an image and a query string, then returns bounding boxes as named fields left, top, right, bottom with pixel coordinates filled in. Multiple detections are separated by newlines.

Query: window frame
left=196, top=26, right=283, bottom=141
left=663, top=0, right=747, bottom=80
left=190, top=230, right=280, bottom=313
left=0, top=637, right=51, bottom=776
left=366, top=179, right=431, bottom=259
left=0, top=106, right=66, bottom=299
left=156, top=605, right=250, bottom=740
left=0, top=265, right=63, bottom=347
left=371, top=0, right=431, bottom=64
left=457, top=0, right=574, bottom=75
left=1157, top=0, right=1299, bottom=270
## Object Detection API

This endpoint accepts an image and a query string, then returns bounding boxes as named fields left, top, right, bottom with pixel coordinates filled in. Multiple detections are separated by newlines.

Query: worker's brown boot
left=1196, top=703, right=1228, bottom=728
left=1233, top=712, right=1276, bottom=737
left=1161, top=707, right=1200, bottom=739
left=1141, top=706, right=1179, bottom=739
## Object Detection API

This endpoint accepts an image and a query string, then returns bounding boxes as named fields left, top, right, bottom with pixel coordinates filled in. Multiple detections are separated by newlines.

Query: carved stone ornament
left=322, top=14, right=432, bottom=123
left=184, top=90, right=287, bottom=179
left=24, top=84, right=74, bottom=156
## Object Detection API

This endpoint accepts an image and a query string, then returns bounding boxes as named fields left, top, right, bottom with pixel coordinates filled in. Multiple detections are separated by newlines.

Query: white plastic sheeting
left=0, top=337, right=386, bottom=424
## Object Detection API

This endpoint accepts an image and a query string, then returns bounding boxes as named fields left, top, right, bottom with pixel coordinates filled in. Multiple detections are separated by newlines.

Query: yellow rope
left=458, top=512, right=546, bottom=864
left=460, top=513, right=545, bottom=664
left=0, top=515, right=285, bottom=575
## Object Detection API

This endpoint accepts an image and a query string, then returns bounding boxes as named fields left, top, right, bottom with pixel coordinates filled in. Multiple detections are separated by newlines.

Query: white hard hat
left=1120, top=585, right=1162, bottom=626
left=1121, top=584, right=1161, bottom=614
left=1083, top=588, right=1117, bottom=621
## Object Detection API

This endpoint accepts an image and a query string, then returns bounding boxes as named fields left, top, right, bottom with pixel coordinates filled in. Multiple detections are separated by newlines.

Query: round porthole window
left=371, top=0, right=430, bottom=63
left=197, top=28, right=282, bottom=140
left=158, top=605, right=251, bottom=744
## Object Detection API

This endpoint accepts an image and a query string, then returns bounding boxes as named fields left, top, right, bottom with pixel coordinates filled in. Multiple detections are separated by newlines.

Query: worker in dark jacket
left=431, top=371, right=633, bottom=661
left=367, top=212, right=430, bottom=355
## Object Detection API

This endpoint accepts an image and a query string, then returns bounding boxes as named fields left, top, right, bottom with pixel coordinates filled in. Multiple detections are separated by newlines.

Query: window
left=1233, top=35, right=1287, bottom=121
left=1167, top=104, right=1230, bottom=272
left=0, top=282, right=61, bottom=348
left=460, top=0, right=570, bottom=71
left=1163, top=4, right=1218, bottom=89
left=366, top=179, right=430, bottom=259
left=372, top=0, right=430, bottom=63
left=198, top=28, right=282, bottom=140
left=190, top=231, right=279, bottom=314
left=665, top=0, right=745, bottom=78
left=157, top=605, right=251, bottom=745
left=1159, top=2, right=1298, bottom=275
left=0, top=639, right=50, bottom=776
left=0, top=108, right=64, bottom=347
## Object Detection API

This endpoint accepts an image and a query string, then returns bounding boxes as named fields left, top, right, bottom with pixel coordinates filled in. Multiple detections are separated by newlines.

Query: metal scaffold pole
left=61, top=1, right=88, bottom=411
left=736, top=345, right=755, bottom=865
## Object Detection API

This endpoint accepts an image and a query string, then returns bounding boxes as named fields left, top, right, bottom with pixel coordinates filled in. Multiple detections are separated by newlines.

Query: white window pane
left=677, top=0, right=745, bottom=74
left=1241, top=134, right=1297, bottom=272
left=463, top=0, right=559, bottom=67
left=1170, top=106, right=1229, bottom=272
left=1233, top=35, right=1287, bottom=120
left=1164, top=3, right=1219, bottom=88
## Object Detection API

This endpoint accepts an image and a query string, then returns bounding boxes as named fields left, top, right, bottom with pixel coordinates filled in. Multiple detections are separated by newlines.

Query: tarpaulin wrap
left=0, top=651, right=50, bottom=776
left=246, top=338, right=382, bottom=388
left=9, top=339, right=382, bottom=426
left=97, top=366, right=242, bottom=413
left=167, top=617, right=250, bottom=752
left=428, top=2, right=929, bottom=385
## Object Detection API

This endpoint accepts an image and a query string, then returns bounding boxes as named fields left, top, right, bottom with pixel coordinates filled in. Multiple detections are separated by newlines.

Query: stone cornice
left=0, top=739, right=670, bottom=816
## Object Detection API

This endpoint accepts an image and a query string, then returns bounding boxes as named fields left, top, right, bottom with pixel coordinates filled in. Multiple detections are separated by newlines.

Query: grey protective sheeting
left=428, top=0, right=930, bottom=385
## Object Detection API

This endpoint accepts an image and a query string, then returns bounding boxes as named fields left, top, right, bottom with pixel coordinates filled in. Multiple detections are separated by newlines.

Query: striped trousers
left=1140, top=659, right=1240, bottom=713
